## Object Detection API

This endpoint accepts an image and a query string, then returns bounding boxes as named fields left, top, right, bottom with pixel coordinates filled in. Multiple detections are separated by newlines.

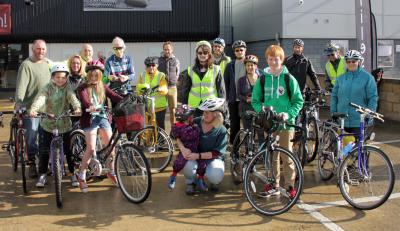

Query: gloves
left=277, top=112, right=289, bottom=121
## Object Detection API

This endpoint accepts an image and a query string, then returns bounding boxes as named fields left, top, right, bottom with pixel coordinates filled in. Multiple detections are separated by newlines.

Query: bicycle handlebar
left=36, top=110, right=79, bottom=120
left=349, top=102, right=384, bottom=122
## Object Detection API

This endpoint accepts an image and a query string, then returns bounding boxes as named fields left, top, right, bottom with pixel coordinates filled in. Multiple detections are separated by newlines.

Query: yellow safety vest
left=141, top=71, right=167, bottom=109
left=187, top=65, right=219, bottom=108
left=219, top=56, right=231, bottom=76
left=325, top=57, right=346, bottom=85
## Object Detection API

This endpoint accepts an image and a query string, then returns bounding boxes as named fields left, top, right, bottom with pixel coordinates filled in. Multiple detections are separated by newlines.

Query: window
left=377, top=40, right=394, bottom=68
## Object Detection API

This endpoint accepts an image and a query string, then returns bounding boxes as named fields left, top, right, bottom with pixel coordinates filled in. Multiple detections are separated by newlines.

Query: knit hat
left=196, top=40, right=212, bottom=51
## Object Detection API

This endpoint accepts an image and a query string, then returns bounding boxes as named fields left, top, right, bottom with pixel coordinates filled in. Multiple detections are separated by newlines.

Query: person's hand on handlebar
left=86, top=105, right=97, bottom=113
left=277, top=112, right=289, bottom=121
left=73, top=108, right=82, bottom=116
left=29, top=110, right=38, bottom=118
left=118, top=75, right=129, bottom=82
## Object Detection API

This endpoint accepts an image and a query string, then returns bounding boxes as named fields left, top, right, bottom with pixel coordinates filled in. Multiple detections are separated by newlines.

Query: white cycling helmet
left=51, top=63, right=69, bottom=75
left=198, top=98, right=225, bottom=112
left=344, top=50, right=364, bottom=61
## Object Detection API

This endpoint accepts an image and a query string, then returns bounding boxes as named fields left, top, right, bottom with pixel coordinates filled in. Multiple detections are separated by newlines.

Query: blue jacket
left=330, top=67, right=378, bottom=128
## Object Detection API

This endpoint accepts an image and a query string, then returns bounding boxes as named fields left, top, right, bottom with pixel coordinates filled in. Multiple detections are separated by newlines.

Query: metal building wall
left=0, top=0, right=219, bottom=43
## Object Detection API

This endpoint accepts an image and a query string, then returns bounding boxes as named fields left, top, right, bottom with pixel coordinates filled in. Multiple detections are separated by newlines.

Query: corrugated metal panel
left=0, top=0, right=219, bottom=43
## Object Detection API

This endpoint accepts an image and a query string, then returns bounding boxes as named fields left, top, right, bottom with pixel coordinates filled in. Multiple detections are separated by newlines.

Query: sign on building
left=83, top=0, right=172, bottom=11
left=0, top=4, right=11, bottom=35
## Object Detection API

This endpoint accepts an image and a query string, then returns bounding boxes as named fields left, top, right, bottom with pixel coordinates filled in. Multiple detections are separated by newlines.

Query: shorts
left=167, top=86, right=177, bottom=109
left=83, top=116, right=112, bottom=132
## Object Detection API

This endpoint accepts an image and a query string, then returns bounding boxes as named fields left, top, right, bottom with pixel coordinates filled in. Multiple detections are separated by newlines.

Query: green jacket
left=30, top=82, right=81, bottom=134
left=251, top=66, right=304, bottom=127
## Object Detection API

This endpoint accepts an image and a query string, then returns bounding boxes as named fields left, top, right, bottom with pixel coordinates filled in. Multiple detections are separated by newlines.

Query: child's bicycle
left=35, top=111, right=79, bottom=208
left=131, top=85, right=174, bottom=173
left=317, top=102, right=395, bottom=210
left=242, top=108, right=304, bottom=216
left=1, top=109, right=30, bottom=193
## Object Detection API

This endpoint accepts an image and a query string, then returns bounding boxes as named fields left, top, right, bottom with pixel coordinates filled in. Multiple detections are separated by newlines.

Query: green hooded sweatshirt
left=251, top=66, right=304, bottom=128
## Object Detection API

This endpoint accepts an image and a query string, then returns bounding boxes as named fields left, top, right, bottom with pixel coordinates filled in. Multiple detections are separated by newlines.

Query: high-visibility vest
left=141, top=71, right=167, bottom=109
left=187, top=65, right=219, bottom=108
left=325, top=57, right=346, bottom=85
left=219, top=56, right=231, bottom=76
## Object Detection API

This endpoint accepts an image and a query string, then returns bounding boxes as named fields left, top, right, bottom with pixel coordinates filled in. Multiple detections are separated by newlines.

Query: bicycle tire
left=53, top=143, right=63, bottom=208
left=243, top=147, right=303, bottom=216
left=230, top=129, right=247, bottom=185
left=115, top=142, right=151, bottom=203
left=69, top=130, right=86, bottom=169
left=132, top=126, right=173, bottom=173
left=18, top=132, right=28, bottom=194
left=306, top=117, right=319, bottom=163
left=292, top=131, right=306, bottom=167
left=10, top=121, right=18, bottom=172
left=338, top=145, right=395, bottom=210
left=317, top=127, right=338, bottom=181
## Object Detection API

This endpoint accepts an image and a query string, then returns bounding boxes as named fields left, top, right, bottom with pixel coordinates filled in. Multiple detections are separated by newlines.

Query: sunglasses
left=197, top=51, right=209, bottom=55
left=235, top=49, right=245, bottom=52
left=346, top=60, right=358, bottom=64
left=146, top=64, right=156, bottom=67
left=113, top=47, right=124, bottom=51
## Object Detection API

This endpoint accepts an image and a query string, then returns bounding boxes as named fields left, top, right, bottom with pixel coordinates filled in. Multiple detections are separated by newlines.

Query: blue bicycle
left=317, top=102, right=395, bottom=210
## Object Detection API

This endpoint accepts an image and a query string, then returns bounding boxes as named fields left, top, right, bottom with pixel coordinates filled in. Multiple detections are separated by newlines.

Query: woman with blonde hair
left=68, top=54, right=86, bottom=90
left=76, top=63, right=123, bottom=193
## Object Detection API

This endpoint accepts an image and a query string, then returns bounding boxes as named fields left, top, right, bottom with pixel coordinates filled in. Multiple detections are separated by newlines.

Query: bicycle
left=131, top=85, right=174, bottom=173
left=2, top=109, right=30, bottom=193
left=242, top=108, right=304, bottom=216
left=35, top=111, right=79, bottom=208
left=1, top=110, right=18, bottom=172
left=317, top=102, right=395, bottom=210
left=292, top=88, right=326, bottom=165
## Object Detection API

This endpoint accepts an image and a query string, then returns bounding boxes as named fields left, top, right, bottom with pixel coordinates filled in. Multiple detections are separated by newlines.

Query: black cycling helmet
left=293, top=39, right=304, bottom=47
left=144, top=56, right=158, bottom=66
left=175, top=104, right=196, bottom=122
left=232, top=40, right=247, bottom=49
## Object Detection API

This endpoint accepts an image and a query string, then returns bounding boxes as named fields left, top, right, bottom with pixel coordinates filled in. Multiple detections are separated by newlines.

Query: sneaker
left=107, top=172, right=119, bottom=187
left=287, top=186, right=297, bottom=199
left=71, top=174, right=79, bottom=187
left=186, top=184, right=195, bottom=195
left=196, top=178, right=208, bottom=192
left=168, top=175, right=176, bottom=190
left=36, top=174, right=47, bottom=188
left=258, top=184, right=280, bottom=197
left=29, top=163, right=38, bottom=178
left=76, top=173, right=88, bottom=193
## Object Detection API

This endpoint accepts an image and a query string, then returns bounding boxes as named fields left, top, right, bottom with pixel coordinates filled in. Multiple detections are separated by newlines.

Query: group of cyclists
left=6, top=34, right=385, bottom=212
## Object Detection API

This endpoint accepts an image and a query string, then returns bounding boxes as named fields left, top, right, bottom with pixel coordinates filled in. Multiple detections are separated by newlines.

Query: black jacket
left=284, top=54, right=321, bottom=91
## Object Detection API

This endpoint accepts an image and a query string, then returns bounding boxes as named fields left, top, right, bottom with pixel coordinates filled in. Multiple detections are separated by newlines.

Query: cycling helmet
left=85, top=62, right=105, bottom=72
left=198, top=98, right=225, bottom=112
left=213, top=37, right=226, bottom=47
left=175, top=104, right=196, bottom=122
left=344, top=50, right=363, bottom=61
left=144, top=56, right=159, bottom=66
left=324, top=43, right=340, bottom=55
left=293, top=39, right=304, bottom=47
left=232, top=40, right=247, bottom=49
left=51, top=63, right=69, bottom=75
left=244, top=55, right=259, bottom=65
left=196, top=40, right=212, bottom=51
left=257, top=107, right=276, bottom=132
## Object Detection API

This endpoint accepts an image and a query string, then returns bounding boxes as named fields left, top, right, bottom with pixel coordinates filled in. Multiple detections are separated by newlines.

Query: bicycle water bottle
left=342, top=142, right=354, bottom=157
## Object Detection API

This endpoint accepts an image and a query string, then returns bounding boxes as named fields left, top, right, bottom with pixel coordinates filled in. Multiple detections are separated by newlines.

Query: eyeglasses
left=235, top=49, right=245, bottom=52
left=197, top=51, right=209, bottom=56
left=346, top=60, right=358, bottom=64
left=113, top=47, right=124, bottom=51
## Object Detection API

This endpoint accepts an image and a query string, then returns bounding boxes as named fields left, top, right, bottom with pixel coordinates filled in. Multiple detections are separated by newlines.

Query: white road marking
left=297, top=201, right=345, bottom=231
left=370, top=139, right=400, bottom=145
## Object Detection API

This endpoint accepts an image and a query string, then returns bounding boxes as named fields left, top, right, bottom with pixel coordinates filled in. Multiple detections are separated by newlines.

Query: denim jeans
left=182, top=159, right=225, bottom=185
left=23, top=117, right=40, bottom=161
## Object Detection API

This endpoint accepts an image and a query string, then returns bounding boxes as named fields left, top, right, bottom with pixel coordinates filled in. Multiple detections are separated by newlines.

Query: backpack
left=260, top=73, right=291, bottom=103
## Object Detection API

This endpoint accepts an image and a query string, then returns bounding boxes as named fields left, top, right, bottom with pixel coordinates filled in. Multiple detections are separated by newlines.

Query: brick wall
left=379, top=79, right=400, bottom=121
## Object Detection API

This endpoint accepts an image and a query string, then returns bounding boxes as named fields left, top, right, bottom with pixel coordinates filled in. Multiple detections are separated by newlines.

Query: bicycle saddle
left=331, top=113, right=348, bottom=120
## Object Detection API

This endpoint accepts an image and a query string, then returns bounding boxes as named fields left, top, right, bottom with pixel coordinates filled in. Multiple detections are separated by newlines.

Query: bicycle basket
left=113, top=95, right=145, bottom=133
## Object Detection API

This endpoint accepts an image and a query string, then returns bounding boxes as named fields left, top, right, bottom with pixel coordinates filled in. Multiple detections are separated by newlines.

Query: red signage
left=0, top=4, right=11, bottom=35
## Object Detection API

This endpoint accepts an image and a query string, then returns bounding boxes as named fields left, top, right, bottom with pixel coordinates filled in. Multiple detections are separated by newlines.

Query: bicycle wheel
left=306, top=117, right=319, bottom=163
left=317, top=128, right=338, bottom=181
left=338, top=145, right=395, bottom=210
left=52, top=143, right=63, bottom=208
left=132, top=126, right=173, bottom=173
left=244, top=147, right=303, bottom=216
left=17, top=132, right=28, bottom=194
left=115, top=142, right=151, bottom=203
left=69, top=129, right=86, bottom=168
left=291, top=130, right=306, bottom=167
left=10, top=122, right=18, bottom=172
left=230, top=129, right=247, bottom=185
